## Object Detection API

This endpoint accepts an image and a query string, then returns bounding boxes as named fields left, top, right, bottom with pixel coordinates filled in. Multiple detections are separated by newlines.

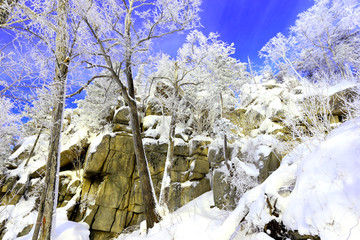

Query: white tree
left=0, top=97, right=22, bottom=161
left=148, top=30, right=247, bottom=209
left=1, top=0, right=93, bottom=238
left=290, top=0, right=360, bottom=78
left=81, top=0, right=201, bottom=229
left=259, top=33, right=303, bottom=80
left=260, top=0, right=360, bottom=81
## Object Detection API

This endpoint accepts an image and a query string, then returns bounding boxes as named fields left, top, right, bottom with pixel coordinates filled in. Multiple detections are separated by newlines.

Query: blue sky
left=0, top=0, right=315, bottom=107
left=0, top=0, right=314, bottom=72
left=155, top=0, right=314, bottom=71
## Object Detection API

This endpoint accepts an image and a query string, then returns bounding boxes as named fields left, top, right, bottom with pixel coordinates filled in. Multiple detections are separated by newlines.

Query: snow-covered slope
left=214, top=117, right=360, bottom=240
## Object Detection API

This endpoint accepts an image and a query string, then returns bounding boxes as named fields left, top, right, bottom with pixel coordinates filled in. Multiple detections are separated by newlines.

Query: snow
left=282, top=117, right=360, bottom=239
left=143, top=115, right=171, bottom=141
left=0, top=197, right=38, bottom=240
left=236, top=160, right=259, bottom=177
left=115, top=191, right=228, bottom=240
left=61, top=128, right=88, bottom=152
left=17, top=208, right=90, bottom=240
left=327, top=81, right=357, bottom=96
left=0, top=168, right=89, bottom=240
left=191, top=135, right=213, bottom=142
left=8, top=136, right=37, bottom=161
left=259, top=119, right=282, bottom=134
left=88, top=133, right=105, bottom=153
left=252, top=232, right=275, bottom=240
left=7, top=134, right=49, bottom=184
left=2, top=117, right=359, bottom=240
left=214, top=117, right=360, bottom=240
left=0, top=195, right=89, bottom=240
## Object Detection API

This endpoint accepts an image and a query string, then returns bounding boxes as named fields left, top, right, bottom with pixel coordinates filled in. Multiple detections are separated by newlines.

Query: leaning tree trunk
left=124, top=64, right=160, bottom=228
left=126, top=97, right=160, bottom=229
left=120, top=2, right=161, bottom=230
left=110, top=65, right=160, bottom=230
left=84, top=0, right=161, bottom=230
left=159, top=111, right=176, bottom=209
left=33, top=1, right=69, bottom=239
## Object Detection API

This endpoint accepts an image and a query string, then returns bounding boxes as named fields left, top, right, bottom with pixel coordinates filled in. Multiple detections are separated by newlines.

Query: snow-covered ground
left=213, top=117, right=360, bottom=240
left=0, top=197, right=90, bottom=240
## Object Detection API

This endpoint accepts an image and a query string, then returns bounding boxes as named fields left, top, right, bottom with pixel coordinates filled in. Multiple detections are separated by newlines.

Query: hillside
left=1, top=78, right=359, bottom=240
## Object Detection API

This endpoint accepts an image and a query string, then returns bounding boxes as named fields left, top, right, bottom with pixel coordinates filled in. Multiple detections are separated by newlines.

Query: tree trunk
left=159, top=62, right=179, bottom=210
left=223, top=134, right=231, bottom=172
left=219, top=93, right=231, bottom=172
left=159, top=112, right=176, bottom=209
left=126, top=96, right=160, bottom=229
left=122, top=2, right=160, bottom=229
left=25, top=126, right=44, bottom=167
left=33, top=1, right=69, bottom=239
left=125, top=62, right=160, bottom=229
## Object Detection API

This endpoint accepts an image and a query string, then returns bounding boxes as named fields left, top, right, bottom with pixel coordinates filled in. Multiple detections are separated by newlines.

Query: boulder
left=112, top=124, right=132, bottom=133
left=258, top=151, right=281, bottom=183
left=189, top=155, right=209, bottom=174
left=145, top=101, right=162, bottom=116
left=110, top=209, right=128, bottom=233
left=1, top=176, right=17, bottom=193
left=174, top=141, right=189, bottom=156
left=171, top=156, right=189, bottom=172
left=212, top=169, right=239, bottom=210
left=189, top=138, right=211, bottom=157
left=84, top=133, right=135, bottom=177
left=113, top=106, right=130, bottom=125
left=17, top=224, right=33, bottom=238
left=225, top=108, right=247, bottom=127
left=207, top=147, right=225, bottom=168
left=128, top=179, right=144, bottom=213
left=91, top=206, right=117, bottom=232
left=104, top=134, right=135, bottom=177
left=329, top=86, right=358, bottom=116
left=188, top=172, right=205, bottom=181
left=167, top=178, right=211, bottom=211
left=96, top=174, right=131, bottom=209
left=84, top=135, right=111, bottom=176
left=170, top=171, right=189, bottom=182
left=144, top=151, right=166, bottom=176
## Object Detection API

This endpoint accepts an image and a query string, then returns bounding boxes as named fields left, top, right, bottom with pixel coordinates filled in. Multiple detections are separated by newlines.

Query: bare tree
left=0, top=0, right=89, bottom=238
left=82, top=0, right=201, bottom=229
left=149, top=30, right=247, bottom=210
left=34, top=1, right=69, bottom=239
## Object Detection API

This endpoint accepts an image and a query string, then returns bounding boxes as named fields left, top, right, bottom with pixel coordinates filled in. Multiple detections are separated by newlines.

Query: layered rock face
left=0, top=104, right=212, bottom=240
left=63, top=127, right=211, bottom=239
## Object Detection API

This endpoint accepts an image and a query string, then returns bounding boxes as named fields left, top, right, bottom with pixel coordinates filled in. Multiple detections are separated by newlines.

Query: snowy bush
left=22, top=87, right=54, bottom=135
left=0, top=97, right=23, bottom=161
left=75, top=76, right=119, bottom=132
left=283, top=79, right=360, bottom=148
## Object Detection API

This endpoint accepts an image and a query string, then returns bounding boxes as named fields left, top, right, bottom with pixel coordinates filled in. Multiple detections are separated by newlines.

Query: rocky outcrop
left=210, top=142, right=282, bottom=210
left=67, top=130, right=211, bottom=239
left=212, top=169, right=239, bottom=210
